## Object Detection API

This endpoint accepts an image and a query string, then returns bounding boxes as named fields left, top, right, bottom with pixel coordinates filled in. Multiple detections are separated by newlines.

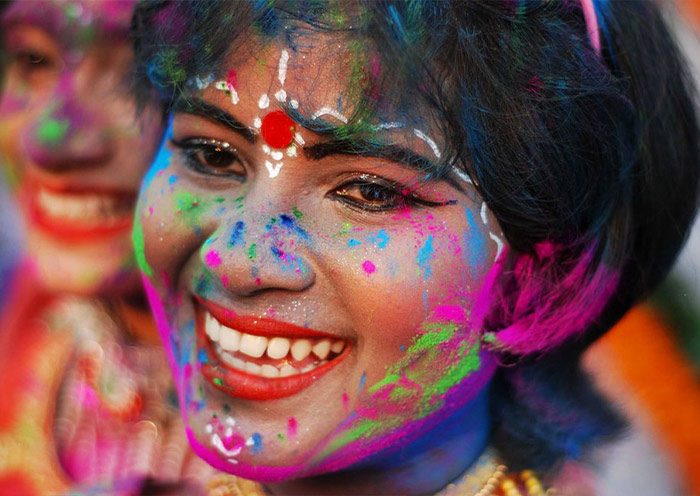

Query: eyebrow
left=174, top=98, right=256, bottom=143
left=304, top=139, right=465, bottom=191
left=174, top=98, right=466, bottom=192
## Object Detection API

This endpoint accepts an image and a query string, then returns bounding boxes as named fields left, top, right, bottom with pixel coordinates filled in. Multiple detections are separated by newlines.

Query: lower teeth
left=215, top=345, right=327, bottom=378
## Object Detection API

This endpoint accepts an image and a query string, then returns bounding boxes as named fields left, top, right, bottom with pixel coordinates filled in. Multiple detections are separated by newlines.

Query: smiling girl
left=131, top=1, right=700, bottom=494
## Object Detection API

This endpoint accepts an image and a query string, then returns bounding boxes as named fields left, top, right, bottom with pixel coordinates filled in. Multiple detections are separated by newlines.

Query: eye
left=8, top=48, right=59, bottom=79
left=330, top=174, right=451, bottom=213
left=170, top=138, right=246, bottom=179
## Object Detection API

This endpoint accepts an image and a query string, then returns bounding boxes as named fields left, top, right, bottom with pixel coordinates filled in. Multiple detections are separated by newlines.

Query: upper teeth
left=204, top=311, right=345, bottom=362
left=36, top=188, right=130, bottom=222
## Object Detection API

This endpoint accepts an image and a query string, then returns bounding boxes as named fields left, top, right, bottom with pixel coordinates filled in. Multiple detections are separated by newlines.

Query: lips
left=27, top=183, right=136, bottom=240
left=195, top=298, right=351, bottom=401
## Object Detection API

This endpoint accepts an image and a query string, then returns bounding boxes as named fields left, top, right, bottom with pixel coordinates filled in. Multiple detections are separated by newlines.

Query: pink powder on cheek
left=342, top=392, right=349, bottom=415
left=362, top=260, right=376, bottom=274
left=287, top=417, right=297, bottom=439
left=222, top=273, right=229, bottom=288
left=205, top=250, right=222, bottom=267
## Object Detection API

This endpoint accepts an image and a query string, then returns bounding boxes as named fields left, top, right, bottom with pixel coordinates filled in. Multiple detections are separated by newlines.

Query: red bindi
left=261, top=110, right=296, bottom=149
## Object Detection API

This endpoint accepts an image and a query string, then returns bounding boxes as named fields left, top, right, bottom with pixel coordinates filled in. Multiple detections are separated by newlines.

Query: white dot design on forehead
left=207, top=50, right=503, bottom=260
left=211, top=49, right=305, bottom=179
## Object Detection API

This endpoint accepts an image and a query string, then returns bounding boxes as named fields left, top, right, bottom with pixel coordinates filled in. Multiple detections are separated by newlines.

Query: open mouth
left=29, top=185, right=135, bottom=239
left=196, top=298, right=351, bottom=401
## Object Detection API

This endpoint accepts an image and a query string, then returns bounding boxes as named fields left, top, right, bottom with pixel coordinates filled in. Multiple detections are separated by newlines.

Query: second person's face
left=0, top=0, right=164, bottom=295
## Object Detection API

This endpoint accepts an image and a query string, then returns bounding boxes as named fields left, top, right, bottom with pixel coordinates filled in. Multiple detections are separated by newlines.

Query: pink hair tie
left=580, top=0, right=601, bottom=56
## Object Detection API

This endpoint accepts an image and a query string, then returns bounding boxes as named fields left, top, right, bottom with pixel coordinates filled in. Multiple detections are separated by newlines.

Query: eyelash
left=170, top=138, right=454, bottom=213
left=329, top=174, right=455, bottom=213
left=170, top=137, right=245, bottom=180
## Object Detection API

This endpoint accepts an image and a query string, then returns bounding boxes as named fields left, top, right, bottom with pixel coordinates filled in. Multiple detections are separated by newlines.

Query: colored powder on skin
left=348, top=239, right=361, bottom=247
left=36, top=117, right=69, bottom=145
left=223, top=433, right=245, bottom=452
left=369, top=229, right=390, bottom=248
left=465, top=209, right=486, bottom=272
left=278, top=433, right=285, bottom=441
left=342, top=392, right=349, bottom=414
left=248, top=243, right=257, bottom=260
left=226, top=68, right=238, bottom=88
left=327, top=319, right=482, bottom=451
left=362, top=260, right=376, bottom=274
left=358, top=372, right=367, bottom=392
left=287, top=417, right=298, bottom=439
left=222, top=273, right=229, bottom=288
left=213, top=378, right=223, bottom=386
left=205, top=250, right=222, bottom=267
left=417, top=235, right=435, bottom=278
left=250, top=432, right=263, bottom=454
left=278, top=214, right=309, bottom=240
left=132, top=215, right=153, bottom=277
left=198, top=348, right=208, bottom=364
left=143, top=133, right=173, bottom=187
left=228, top=220, right=246, bottom=247
left=292, top=206, right=304, bottom=219
left=168, top=174, right=179, bottom=184
left=174, top=191, right=206, bottom=230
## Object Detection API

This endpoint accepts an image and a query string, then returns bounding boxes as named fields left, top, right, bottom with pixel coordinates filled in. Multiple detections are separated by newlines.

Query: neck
left=265, top=386, right=491, bottom=496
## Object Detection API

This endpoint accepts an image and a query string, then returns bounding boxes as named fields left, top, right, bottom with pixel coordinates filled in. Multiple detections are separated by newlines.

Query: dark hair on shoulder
left=131, top=0, right=700, bottom=471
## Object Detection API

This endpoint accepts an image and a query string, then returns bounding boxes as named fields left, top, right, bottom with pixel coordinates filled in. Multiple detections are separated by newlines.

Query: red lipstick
left=195, top=298, right=351, bottom=401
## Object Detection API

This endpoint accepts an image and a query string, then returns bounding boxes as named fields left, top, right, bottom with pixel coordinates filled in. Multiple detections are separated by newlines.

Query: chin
left=29, top=239, right=141, bottom=296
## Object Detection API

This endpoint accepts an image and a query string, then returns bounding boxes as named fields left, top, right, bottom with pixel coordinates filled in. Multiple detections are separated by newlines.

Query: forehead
left=192, top=35, right=442, bottom=160
left=2, top=0, right=134, bottom=43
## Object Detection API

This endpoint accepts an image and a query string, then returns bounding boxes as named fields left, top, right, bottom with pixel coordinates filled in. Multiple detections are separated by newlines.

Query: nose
left=21, top=85, right=113, bottom=171
left=200, top=213, right=316, bottom=296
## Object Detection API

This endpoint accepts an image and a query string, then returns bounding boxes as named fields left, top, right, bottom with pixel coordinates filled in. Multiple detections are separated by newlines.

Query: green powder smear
left=37, top=118, right=69, bottom=145
left=248, top=243, right=257, bottom=260
left=132, top=214, right=153, bottom=277
left=323, top=319, right=481, bottom=454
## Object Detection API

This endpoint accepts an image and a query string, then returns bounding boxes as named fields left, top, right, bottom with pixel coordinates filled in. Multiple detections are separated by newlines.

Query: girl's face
left=136, top=38, right=503, bottom=481
left=0, top=0, right=163, bottom=295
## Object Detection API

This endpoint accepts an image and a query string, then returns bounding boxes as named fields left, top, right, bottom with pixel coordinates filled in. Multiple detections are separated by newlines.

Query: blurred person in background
left=0, top=1, right=230, bottom=494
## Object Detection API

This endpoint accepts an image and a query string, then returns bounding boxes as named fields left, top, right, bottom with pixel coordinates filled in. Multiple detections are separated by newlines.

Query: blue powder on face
left=198, top=348, right=208, bottom=364
left=358, top=372, right=367, bottom=392
left=228, top=221, right=246, bottom=247
left=142, top=118, right=174, bottom=188
left=348, top=239, right=361, bottom=247
left=417, top=235, right=435, bottom=278
left=465, top=209, right=486, bottom=273
left=279, top=214, right=309, bottom=240
left=369, top=229, right=389, bottom=248
left=251, top=432, right=263, bottom=453
left=168, top=174, right=179, bottom=185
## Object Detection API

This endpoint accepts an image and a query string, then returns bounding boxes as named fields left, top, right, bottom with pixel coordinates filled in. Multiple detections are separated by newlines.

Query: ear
left=480, top=241, right=619, bottom=355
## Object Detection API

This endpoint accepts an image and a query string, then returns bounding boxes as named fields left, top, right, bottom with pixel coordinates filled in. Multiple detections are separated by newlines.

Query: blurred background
left=1, top=1, right=700, bottom=495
